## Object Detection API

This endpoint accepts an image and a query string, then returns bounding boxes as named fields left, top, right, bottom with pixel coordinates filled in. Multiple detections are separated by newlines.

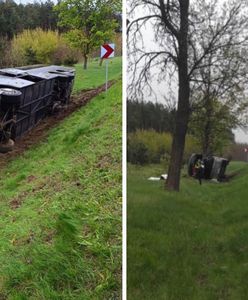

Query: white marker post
left=106, top=59, right=109, bottom=92
left=100, top=43, right=115, bottom=93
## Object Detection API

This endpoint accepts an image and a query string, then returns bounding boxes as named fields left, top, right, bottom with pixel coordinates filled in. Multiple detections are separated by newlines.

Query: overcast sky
left=15, top=0, right=56, bottom=3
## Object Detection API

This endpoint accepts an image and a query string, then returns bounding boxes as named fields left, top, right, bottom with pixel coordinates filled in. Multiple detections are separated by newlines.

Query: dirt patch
left=9, top=198, right=23, bottom=209
left=96, top=154, right=113, bottom=169
left=9, top=191, right=28, bottom=209
left=0, top=80, right=116, bottom=169
left=44, top=229, right=56, bottom=245
left=27, top=175, right=37, bottom=183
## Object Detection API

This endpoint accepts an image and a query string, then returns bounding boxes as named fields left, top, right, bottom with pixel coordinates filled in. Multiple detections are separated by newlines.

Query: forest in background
left=0, top=0, right=58, bottom=37
left=127, top=100, right=248, bottom=164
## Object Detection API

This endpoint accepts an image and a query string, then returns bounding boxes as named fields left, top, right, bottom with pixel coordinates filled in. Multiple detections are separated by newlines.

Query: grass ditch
left=0, top=80, right=122, bottom=299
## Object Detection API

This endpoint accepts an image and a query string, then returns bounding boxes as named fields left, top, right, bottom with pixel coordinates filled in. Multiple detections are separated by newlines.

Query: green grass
left=73, top=57, right=122, bottom=92
left=128, top=161, right=248, bottom=300
left=0, top=81, right=122, bottom=299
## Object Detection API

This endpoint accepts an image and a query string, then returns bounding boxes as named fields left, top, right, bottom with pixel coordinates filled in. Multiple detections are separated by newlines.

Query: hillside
left=0, top=60, right=122, bottom=298
left=128, top=161, right=248, bottom=299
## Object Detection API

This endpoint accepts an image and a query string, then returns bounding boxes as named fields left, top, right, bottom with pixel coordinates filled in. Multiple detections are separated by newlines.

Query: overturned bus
left=0, top=65, right=75, bottom=152
left=188, top=153, right=229, bottom=182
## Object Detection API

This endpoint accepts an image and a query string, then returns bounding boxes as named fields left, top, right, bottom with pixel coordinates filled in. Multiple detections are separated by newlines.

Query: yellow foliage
left=130, top=130, right=172, bottom=155
left=12, top=29, right=60, bottom=65
left=128, top=129, right=200, bottom=164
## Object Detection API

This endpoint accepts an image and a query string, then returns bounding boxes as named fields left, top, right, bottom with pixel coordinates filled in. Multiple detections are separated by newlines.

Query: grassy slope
left=128, top=162, right=248, bottom=300
left=0, top=69, right=122, bottom=298
left=73, top=57, right=122, bottom=92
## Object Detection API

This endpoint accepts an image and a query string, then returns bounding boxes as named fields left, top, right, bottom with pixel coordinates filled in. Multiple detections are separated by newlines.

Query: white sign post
left=100, top=43, right=115, bottom=92
left=105, top=60, right=109, bottom=92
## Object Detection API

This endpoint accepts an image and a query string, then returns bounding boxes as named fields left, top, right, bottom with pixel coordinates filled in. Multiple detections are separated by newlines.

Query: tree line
left=0, top=0, right=58, bottom=39
left=127, top=100, right=176, bottom=134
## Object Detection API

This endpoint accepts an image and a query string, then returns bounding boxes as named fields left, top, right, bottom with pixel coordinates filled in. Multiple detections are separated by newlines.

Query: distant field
left=0, top=81, right=122, bottom=299
left=73, top=57, right=122, bottom=92
left=128, top=161, right=248, bottom=299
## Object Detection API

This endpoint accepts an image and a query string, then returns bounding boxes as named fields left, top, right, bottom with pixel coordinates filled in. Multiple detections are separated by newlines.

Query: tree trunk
left=166, top=1, right=190, bottom=191
left=99, top=58, right=103, bottom=66
left=83, top=54, right=88, bottom=70
left=166, top=69, right=190, bottom=191
left=202, top=96, right=212, bottom=156
left=83, top=44, right=90, bottom=70
left=202, top=59, right=213, bottom=156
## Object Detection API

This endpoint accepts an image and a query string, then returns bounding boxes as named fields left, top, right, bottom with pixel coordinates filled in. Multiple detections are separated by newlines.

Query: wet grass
left=128, top=161, right=248, bottom=300
left=0, top=81, right=122, bottom=299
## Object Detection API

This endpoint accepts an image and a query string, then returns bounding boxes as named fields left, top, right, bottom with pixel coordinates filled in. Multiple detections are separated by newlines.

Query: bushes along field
left=127, top=130, right=200, bottom=165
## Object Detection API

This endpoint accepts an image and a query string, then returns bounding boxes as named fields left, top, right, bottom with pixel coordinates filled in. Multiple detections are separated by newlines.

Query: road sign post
left=100, top=43, right=115, bottom=92
left=105, top=59, right=109, bottom=92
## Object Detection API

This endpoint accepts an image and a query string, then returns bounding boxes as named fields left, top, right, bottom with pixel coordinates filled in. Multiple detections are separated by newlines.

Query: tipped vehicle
left=0, top=65, right=75, bottom=152
left=188, top=153, right=229, bottom=182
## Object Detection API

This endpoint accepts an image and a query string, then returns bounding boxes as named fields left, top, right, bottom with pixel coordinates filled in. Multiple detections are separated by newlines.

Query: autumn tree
left=128, top=0, right=248, bottom=191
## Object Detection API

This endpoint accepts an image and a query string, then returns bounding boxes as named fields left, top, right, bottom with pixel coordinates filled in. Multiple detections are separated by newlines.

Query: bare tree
left=127, top=0, right=248, bottom=191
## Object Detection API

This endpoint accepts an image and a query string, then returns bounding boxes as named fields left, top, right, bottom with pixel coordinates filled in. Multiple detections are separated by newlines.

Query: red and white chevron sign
left=101, top=43, right=115, bottom=59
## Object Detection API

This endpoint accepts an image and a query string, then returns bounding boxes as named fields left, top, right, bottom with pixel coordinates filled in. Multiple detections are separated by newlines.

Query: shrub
left=52, top=42, right=80, bottom=66
left=12, top=29, right=59, bottom=65
left=11, top=29, right=79, bottom=66
left=127, top=140, right=149, bottom=165
left=128, top=130, right=172, bottom=164
left=128, top=129, right=200, bottom=165
left=0, top=37, right=13, bottom=67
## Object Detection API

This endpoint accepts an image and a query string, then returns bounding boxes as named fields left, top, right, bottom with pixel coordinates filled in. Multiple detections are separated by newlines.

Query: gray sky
left=15, top=0, right=57, bottom=3
left=233, top=128, right=248, bottom=143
